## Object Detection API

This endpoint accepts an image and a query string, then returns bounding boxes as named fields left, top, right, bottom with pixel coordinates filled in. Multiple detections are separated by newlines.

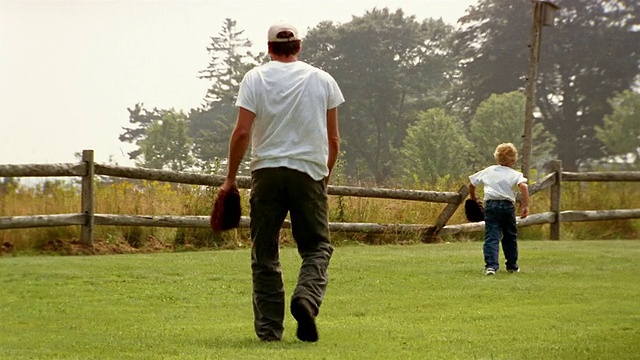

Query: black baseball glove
left=464, top=199, right=484, bottom=222
left=210, top=186, right=241, bottom=232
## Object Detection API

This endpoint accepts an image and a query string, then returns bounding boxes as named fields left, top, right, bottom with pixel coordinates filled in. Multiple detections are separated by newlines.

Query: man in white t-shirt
left=220, top=22, right=345, bottom=342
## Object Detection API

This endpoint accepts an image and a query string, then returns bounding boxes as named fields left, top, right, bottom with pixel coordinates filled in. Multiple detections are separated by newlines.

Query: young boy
left=468, top=143, right=529, bottom=275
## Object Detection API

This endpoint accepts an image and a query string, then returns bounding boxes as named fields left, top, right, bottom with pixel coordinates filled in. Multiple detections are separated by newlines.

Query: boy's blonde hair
left=494, top=143, right=518, bottom=166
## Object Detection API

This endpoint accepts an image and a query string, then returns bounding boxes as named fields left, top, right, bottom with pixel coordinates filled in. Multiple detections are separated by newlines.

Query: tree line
left=119, top=0, right=640, bottom=186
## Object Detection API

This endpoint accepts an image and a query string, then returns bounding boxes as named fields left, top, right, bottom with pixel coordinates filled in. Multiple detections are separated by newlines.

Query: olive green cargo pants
left=249, top=167, right=333, bottom=341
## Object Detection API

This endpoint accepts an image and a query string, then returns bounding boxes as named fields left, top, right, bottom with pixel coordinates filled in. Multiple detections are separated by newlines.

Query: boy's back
left=469, top=165, right=527, bottom=203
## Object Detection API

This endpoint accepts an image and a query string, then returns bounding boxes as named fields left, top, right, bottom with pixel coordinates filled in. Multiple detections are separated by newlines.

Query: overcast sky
left=1, top=0, right=478, bottom=167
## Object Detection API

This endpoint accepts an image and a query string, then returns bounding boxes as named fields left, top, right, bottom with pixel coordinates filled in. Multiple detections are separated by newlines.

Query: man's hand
left=520, top=205, right=529, bottom=218
left=210, top=183, right=241, bottom=233
left=221, top=178, right=237, bottom=193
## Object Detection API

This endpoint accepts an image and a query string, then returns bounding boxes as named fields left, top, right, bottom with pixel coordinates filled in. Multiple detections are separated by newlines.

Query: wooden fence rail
left=1, top=150, right=639, bottom=245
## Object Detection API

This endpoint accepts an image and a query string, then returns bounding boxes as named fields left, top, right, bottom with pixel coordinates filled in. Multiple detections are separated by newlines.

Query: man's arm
left=222, top=107, right=255, bottom=191
left=325, top=107, right=340, bottom=186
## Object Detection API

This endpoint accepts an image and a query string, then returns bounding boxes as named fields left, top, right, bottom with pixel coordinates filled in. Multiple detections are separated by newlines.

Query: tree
left=398, top=108, right=472, bottom=184
left=119, top=19, right=264, bottom=171
left=469, top=91, right=556, bottom=175
left=595, top=90, right=640, bottom=156
left=451, top=0, right=640, bottom=170
left=303, top=8, right=456, bottom=184
left=119, top=104, right=166, bottom=161
left=0, top=177, right=19, bottom=195
left=448, top=1, right=529, bottom=119
left=187, top=105, right=235, bottom=167
left=137, top=110, right=195, bottom=171
left=190, top=18, right=265, bottom=162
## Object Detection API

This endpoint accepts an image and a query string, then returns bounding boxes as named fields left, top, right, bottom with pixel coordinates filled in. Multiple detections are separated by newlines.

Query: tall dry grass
left=1, top=176, right=638, bottom=252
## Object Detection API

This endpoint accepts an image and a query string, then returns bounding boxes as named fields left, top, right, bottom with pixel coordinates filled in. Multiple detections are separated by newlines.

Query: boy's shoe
left=484, top=267, right=496, bottom=276
left=291, top=298, right=318, bottom=342
left=507, top=267, right=520, bottom=273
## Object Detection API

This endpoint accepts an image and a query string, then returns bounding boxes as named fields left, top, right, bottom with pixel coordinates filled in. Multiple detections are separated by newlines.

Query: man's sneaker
left=484, top=267, right=496, bottom=276
left=291, top=298, right=318, bottom=342
left=507, top=267, right=520, bottom=273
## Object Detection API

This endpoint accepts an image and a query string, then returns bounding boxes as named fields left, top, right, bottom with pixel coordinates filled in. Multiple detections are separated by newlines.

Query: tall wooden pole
left=549, top=160, right=562, bottom=240
left=522, top=1, right=543, bottom=180
left=81, top=149, right=95, bottom=246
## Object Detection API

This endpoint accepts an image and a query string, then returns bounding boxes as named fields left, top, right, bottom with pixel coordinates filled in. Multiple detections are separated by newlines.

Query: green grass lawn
left=1, top=240, right=639, bottom=360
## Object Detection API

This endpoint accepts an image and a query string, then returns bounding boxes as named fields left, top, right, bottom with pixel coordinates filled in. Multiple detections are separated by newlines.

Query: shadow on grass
left=196, top=334, right=314, bottom=349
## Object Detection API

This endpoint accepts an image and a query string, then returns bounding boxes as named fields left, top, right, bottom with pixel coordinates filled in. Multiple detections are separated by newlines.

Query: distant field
left=1, top=240, right=639, bottom=360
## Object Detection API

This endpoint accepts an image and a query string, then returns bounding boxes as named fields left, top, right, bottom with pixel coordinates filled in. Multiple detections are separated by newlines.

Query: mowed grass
left=1, top=240, right=639, bottom=360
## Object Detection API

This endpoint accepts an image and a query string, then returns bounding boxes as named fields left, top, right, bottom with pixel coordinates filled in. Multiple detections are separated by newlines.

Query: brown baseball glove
left=210, top=185, right=241, bottom=232
left=464, top=199, right=484, bottom=222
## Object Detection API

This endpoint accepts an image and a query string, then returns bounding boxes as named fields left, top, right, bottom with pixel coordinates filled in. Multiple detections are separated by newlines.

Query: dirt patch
left=84, top=236, right=173, bottom=255
left=0, top=236, right=174, bottom=256
left=1, top=241, right=14, bottom=254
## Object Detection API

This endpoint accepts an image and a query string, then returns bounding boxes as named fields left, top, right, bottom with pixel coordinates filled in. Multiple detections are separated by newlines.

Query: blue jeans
left=483, top=200, right=518, bottom=270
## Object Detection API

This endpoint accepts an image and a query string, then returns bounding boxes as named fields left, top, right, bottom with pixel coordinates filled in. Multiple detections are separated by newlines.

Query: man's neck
left=270, top=54, right=297, bottom=63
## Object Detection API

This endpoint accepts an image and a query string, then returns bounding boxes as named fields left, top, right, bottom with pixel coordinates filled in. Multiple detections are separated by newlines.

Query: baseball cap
left=267, top=23, right=301, bottom=42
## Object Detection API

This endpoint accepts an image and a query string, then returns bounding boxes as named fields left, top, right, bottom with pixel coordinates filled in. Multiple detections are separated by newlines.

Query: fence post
left=81, top=150, right=95, bottom=245
left=424, top=184, right=469, bottom=242
left=549, top=160, right=562, bottom=240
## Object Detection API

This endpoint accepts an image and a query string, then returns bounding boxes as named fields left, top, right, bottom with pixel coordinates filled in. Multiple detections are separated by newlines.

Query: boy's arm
left=518, top=182, right=529, bottom=218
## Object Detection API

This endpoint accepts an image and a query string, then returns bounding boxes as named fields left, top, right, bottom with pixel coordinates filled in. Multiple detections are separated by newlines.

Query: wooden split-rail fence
left=1, top=150, right=640, bottom=245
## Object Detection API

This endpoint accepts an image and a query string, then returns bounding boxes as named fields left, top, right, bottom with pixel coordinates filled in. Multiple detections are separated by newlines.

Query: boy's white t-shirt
left=235, top=60, right=345, bottom=181
left=469, top=165, right=527, bottom=202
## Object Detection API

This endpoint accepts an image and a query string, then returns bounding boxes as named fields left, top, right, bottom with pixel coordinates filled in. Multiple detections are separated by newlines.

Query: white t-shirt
left=469, top=165, right=527, bottom=202
left=235, top=60, right=345, bottom=180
